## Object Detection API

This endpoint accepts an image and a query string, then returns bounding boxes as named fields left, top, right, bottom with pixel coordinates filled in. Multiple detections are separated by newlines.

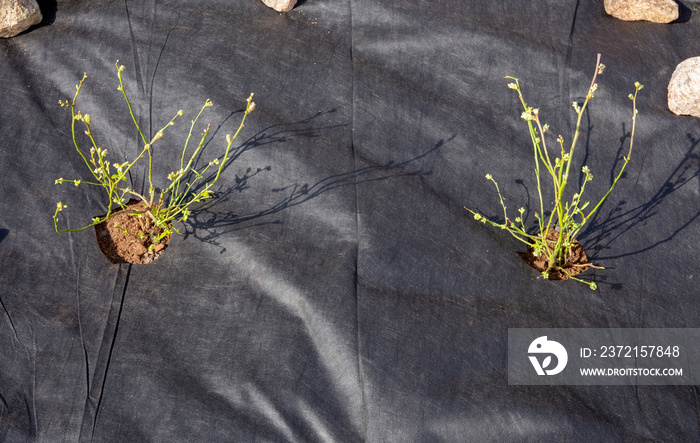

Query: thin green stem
left=473, top=56, right=640, bottom=288
left=55, top=64, right=255, bottom=246
left=181, top=100, right=212, bottom=170
left=582, top=84, right=641, bottom=222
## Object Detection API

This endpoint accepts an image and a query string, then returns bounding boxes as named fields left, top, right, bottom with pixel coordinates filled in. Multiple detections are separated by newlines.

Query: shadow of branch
left=184, top=135, right=451, bottom=252
left=582, top=132, right=700, bottom=264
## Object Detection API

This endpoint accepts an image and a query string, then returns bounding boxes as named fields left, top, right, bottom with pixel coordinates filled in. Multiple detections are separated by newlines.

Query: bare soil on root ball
left=520, top=229, right=591, bottom=280
left=94, top=200, right=171, bottom=264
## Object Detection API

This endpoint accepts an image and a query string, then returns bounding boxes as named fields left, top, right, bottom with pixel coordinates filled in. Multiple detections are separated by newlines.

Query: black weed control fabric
left=1, top=0, right=700, bottom=441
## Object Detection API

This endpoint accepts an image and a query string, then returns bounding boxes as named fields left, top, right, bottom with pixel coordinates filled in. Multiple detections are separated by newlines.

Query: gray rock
left=261, top=0, right=298, bottom=13
left=0, top=0, right=42, bottom=38
left=668, top=57, right=700, bottom=118
left=604, top=0, right=679, bottom=23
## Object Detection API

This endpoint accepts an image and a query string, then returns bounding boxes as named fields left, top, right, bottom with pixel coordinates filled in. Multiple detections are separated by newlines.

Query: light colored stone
left=604, top=0, right=679, bottom=23
left=261, top=0, right=297, bottom=13
left=668, top=57, right=700, bottom=118
left=0, top=0, right=42, bottom=38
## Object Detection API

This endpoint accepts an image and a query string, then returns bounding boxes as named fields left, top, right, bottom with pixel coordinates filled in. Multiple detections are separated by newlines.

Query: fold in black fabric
left=1, top=0, right=699, bottom=440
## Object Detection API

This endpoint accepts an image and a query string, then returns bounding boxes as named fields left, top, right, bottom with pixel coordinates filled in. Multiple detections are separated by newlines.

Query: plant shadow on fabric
left=577, top=132, right=700, bottom=289
left=183, top=116, right=451, bottom=253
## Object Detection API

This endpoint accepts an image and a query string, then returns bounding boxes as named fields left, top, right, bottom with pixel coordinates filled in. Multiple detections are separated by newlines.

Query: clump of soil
left=94, top=200, right=171, bottom=264
left=520, top=229, right=591, bottom=280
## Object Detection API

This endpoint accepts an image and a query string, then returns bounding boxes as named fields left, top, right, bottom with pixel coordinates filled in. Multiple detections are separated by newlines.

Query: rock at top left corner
left=0, top=0, right=43, bottom=38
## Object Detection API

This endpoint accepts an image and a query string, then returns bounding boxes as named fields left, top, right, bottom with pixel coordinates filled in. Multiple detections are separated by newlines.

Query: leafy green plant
left=53, top=61, right=255, bottom=247
left=466, top=54, right=643, bottom=290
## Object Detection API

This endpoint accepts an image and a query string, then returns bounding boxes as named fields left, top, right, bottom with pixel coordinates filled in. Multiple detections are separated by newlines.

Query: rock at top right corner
left=604, top=0, right=679, bottom=23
